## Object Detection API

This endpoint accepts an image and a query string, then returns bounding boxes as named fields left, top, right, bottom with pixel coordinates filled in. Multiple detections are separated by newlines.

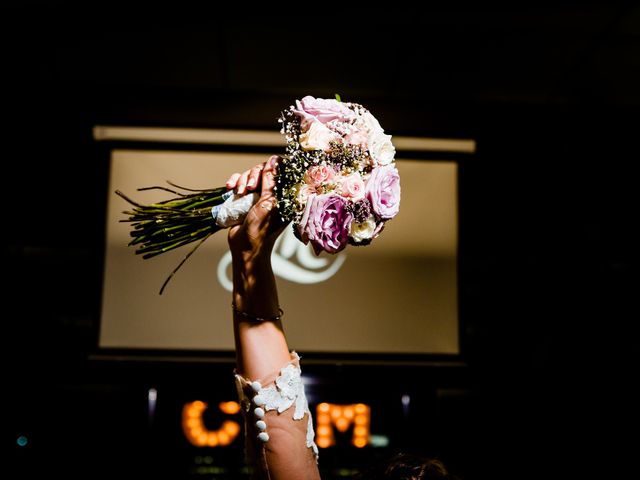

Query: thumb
left=255, top=155, right=286, bottom=235
left=260, top=155, right=279, bottom=197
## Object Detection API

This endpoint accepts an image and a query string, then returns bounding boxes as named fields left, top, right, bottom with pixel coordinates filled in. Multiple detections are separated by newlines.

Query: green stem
left=158, top=232, right=215, bottom=295
left=136, top=225, right=213, bottom=255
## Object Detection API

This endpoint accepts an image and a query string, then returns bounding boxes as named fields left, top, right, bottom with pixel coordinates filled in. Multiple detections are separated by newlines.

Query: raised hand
left=226, top=155, right=287, bottom=261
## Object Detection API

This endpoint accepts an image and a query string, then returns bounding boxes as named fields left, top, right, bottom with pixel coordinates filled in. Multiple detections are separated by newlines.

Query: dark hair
left=355, top=452, right=459, bottom=480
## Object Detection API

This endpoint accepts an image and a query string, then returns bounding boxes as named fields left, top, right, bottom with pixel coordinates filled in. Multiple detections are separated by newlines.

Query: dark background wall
left=3, top=4, right=637, bottom=479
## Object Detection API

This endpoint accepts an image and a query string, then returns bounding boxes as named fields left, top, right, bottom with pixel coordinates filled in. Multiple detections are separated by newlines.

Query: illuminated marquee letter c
left=182, top=401, right=241, bottom=447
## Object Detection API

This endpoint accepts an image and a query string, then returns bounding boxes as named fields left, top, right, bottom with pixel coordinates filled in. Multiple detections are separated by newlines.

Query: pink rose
left=297, top=193, right=353, bottom=255
left=366, top=164, right=401, bottom=220
left=304, top=164, right=336, bottom=186
left=299, top=121, right=340, bottom=151
left=296, top=183, right=316, bottom=205
left=293, top=95, right=356, bottom=131
left=338, top=173, right=366, bottom=201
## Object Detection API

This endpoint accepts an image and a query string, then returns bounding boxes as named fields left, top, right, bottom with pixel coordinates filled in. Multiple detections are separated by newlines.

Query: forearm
left=232, top=252, right=291, bottom=380
left=226, top=159, right=320, bottom=478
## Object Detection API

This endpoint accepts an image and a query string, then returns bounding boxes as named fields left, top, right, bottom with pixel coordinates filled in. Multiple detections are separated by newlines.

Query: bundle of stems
left=115, top=182, right=229, bottom=294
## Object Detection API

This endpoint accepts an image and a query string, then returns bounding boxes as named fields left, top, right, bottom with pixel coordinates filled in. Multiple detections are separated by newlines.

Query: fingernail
left=247, top=178, right=255, bottom=187
left=238, top=184, right=245, bottom=194
left=269, top=156, right=278, bottom=168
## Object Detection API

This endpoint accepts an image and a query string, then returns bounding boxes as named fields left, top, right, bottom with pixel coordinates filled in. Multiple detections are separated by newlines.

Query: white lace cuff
left=235, top=352, right=319, bottom=461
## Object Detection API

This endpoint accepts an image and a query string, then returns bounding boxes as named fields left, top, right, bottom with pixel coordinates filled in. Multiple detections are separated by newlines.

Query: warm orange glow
left=182, top=401, right=241, bottom=448
left=354, top=415, right=368, bottom=425
left=317, top=413, right=331, bottom=423
left=183, top=399, right=371, bottom=449
left=315, top=403, right=371, bottom=448
left=219, top=401, right=241, bottom=415
left=335, top=417, right=350, bottom=432
left=187, top=418, right=199, bottom=428
left=355, top=403, right=367, bottom=414
left=354, top=437, right=367, bottom=448
left=317, top=437, right=331, bottom=448
left=354, top=426, right=367, bottom=437
left=218, top=431, right=230, bottom=446
left=207, top=433, right=219, bottom=447
left=187, top=408, right=202, bottom=418
left=223, top=420, right=240, bottom=436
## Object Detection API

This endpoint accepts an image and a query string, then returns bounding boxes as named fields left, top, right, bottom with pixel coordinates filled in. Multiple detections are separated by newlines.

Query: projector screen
left=100, top=150, right=459, bottom=355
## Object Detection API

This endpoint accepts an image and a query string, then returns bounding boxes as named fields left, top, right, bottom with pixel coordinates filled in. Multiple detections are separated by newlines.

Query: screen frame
left=92, top=128, right=474, bottom=367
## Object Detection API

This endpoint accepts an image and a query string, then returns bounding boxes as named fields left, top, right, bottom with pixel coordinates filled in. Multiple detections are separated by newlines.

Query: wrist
left=231, top=303, right=283, bottom=322
left=231, top=250, right=272, bottom=276
left=231, top=252, right=277, bottom=308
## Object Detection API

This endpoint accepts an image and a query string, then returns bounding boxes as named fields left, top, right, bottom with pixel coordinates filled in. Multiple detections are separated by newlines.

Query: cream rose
left=299, top=121, right=340, bottom=151
left=368, top=131, right=396, bottom=166
left=360, top=111, right=383, bottom=135
left=349, top=216, right=377, bottom=243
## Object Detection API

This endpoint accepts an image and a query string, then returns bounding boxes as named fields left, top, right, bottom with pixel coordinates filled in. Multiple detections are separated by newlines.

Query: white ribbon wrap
left=211, top=191, right=260, bottom=228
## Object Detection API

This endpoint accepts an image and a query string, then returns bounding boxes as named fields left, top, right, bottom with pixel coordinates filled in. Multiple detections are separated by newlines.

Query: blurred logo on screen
left=217, top=228, right=346, bottom=291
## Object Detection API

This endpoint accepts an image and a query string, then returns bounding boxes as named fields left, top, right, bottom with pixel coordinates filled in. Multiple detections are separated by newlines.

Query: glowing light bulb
left=218, top=431, right=230, bottom=445
left=219, top=401, right=241, bottom=415
left=355, top=415, right=368, bottom=425
left=331, top=406, right=343, bottom=419
left=317, top=437, right=331, bottom=448
left=354, top=437, right=367, bottom=448
left=207, top=433, right=219, bottom=447
left=335, top=417, right=350, bottom=432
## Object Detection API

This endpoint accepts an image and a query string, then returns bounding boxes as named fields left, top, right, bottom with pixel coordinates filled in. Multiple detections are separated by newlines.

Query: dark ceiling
left=1, top=4, right=639, bottom=136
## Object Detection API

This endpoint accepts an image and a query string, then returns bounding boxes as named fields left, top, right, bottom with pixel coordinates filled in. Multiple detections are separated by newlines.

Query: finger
left=226, top=172, right=241, bottom=190
left=252, top=196, right=284, bottom=237
left=246, top=163, right=265, bottom=191
left=258, top=196, right=277, bottom=212
left=261, top=155, right=279, bottom=197
left=236, top=170, right=251, bottom=195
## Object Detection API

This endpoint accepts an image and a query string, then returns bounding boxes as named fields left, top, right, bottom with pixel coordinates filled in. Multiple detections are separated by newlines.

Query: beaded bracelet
left=231, top=303, right=284, bottom=322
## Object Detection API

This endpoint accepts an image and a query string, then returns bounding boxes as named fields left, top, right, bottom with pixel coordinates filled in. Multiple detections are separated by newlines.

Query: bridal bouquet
left=117, top=95, right=401, bottom=293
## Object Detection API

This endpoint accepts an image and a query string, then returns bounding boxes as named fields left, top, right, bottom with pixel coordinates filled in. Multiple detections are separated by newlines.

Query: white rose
left=361, top=111, right=383, bottom=135
left=368, top=130, right=396, bottom=166
left=299, top=121, right=340, bottom=151
left=349, top=216, right=377, bottom=243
